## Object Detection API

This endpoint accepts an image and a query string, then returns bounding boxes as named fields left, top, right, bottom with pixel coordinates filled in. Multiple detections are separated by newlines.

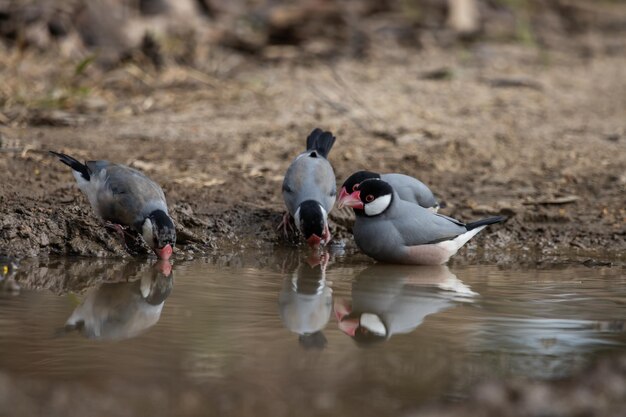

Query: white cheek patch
left=142, top=218, right=154, bottom=246
left=140, top=274, right=152, bottom=299
left=360, top=313, right=387, bottom=336
left=293, top=207, right=302, bottom=233
left=319, top=204, right=328, bottom=223
left=364, top=194, right=392, bottom=216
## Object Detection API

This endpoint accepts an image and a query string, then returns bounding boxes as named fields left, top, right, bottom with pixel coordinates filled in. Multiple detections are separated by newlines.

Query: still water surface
left=0, top=252, right=624, bottom=416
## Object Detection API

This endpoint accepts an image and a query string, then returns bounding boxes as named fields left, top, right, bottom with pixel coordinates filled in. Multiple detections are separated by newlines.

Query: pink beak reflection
left=334, top=298, right=358, bottom=336
left=155, top=259, right=172, bottom=276
left=154, top=244, right=173, bottom=260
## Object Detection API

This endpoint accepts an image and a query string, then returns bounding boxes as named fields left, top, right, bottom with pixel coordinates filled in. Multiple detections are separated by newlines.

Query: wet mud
left=1, top=45, right=624, bottom=266
left=0, top=2, right=625, bottom=266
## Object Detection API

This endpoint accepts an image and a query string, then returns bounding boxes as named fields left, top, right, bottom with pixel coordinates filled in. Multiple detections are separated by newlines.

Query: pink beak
left=337, top=187, right=350, bottom=208
left=306, top=223, right=332, bottom=248
left=334, top=298, right=352, bottom=321
left=338, top=318, right=360, bottom=337
left=154, top=244, right=173, bottom=260
left=306, top=234, right=322, bottom=248
left=337, top=189, right=363, bottom=210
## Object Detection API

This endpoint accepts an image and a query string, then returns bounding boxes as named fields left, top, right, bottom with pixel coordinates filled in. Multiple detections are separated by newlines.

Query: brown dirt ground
left=0, top=39, right=625, bottom=266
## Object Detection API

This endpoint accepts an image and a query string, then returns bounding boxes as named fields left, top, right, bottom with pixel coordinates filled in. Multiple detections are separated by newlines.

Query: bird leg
left=104, top=222, right=139, bottom=255
left=321, top=223, right=332, bottom=246
left=276, top=211, right=295, bottom=237
left=104, top=221, right=128, bottom=242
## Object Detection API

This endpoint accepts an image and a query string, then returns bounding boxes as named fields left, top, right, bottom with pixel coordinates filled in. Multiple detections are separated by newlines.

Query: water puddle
left=0, top=252, right=624, bottom=416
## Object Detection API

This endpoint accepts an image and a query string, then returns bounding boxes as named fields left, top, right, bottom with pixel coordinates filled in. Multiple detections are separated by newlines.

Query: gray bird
left=335, top=265, right=475, bottom=343
left=278, top=256, right=333, bottom=349
left=50, top=152, right=176, bottom=259
left=281, top=128, right=337, bottom=247
left=64, top=260, right=173, bottom=340
left=339, top=170, right=440, bottom=211
left=338, top=179, right=505, bottom=265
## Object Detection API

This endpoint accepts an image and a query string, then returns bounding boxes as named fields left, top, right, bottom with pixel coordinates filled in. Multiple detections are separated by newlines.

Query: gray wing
left=89, top=163, right=167, bottom=226
left=282, top=151, right=336, bottom=215
left=86, top=160, right=112, bottom=174
left=382, top=173, right=438, bottom=209
left=388, top=198, right=467, bottom=245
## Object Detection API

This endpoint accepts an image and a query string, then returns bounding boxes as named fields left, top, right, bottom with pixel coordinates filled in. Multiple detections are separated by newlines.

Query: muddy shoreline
left=2, top=43, right=625, bottom=266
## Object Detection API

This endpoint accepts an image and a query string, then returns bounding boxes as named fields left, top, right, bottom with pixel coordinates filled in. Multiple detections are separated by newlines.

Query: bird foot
left=277, top=212, right=295, bottom=238
left=104, top=222, right=127, bottom=241
left=104, top=222, right=139, bottom=255
left=321, top=223, right=332, bottom=247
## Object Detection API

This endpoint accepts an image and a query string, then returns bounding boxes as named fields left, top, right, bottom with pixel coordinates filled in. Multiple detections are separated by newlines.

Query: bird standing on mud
left=50, top=152, right=176, bottom=260
left=339, top=170, right=440, bottom=212
left=337, top=178, right=505, bottom=265
left=281, top=128, right=337, bottom=248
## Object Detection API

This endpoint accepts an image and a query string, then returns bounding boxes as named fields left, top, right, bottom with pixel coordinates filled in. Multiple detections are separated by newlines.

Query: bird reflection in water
left=63, top=260, right=173, bottom=340
left=335, top=265, right=476, bottom=345
left=279, top=252, right=332, bottom=349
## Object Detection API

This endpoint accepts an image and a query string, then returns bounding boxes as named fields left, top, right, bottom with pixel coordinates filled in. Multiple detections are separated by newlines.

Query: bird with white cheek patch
left=338, top=179, right=506, bottom=265
left=280, top=128, right=337, bottom=248
left=338, top=170, right=440, bottom=212
left=50, top=152, right=176, bottom=260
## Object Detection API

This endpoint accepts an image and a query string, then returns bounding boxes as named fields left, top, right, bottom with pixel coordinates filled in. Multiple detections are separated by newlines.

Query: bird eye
left=352, top=184, right=359, bottom=191
left=365, top=195, right=375, bottom=202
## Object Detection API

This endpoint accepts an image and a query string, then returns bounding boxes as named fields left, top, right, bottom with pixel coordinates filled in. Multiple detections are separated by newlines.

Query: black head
left=355, top=179, right=394, bottom=217
left=150, top=210, right=176, bottom=247
left=341, top=170, right=381, bottom=194
left=295, top=200, right=328, bottom=246
left=352, top=326, right=388, bottom=347
left=338, top=311, right=388, bottom=347
left=141, top=210, right=176, bottom=257
left=143, top=271, right=174, bottom=306
left=298, top=331, right=328, bottom=350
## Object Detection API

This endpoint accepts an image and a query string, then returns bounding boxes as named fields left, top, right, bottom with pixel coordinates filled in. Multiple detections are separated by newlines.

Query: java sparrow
left=281, top=128, right=337, bottom=247
left=63, top=260, right=173, bottom=340
left=278, top=256, right=333, bottom=349
left=50, top=152, right=176, bottom=260
left=335, top=265, right=475, bottom=344
left=337, top=179, right=505, bottom=265
left=339, top=170, right=440, bottom=212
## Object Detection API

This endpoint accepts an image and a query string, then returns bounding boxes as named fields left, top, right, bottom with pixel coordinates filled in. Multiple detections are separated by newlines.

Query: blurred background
left=1, top=0, right=624, bottom=127
left=1, top=0, right=625, bottom=69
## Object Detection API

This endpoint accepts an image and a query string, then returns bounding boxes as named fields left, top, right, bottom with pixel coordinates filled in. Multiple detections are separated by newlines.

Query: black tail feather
left=306, top=128, right=336, bottom=158
left=306, top=128, right=323, bottom=151
left=466, top=216, right=507, bottom=231
left=50, top=151, right=90, bottom=181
